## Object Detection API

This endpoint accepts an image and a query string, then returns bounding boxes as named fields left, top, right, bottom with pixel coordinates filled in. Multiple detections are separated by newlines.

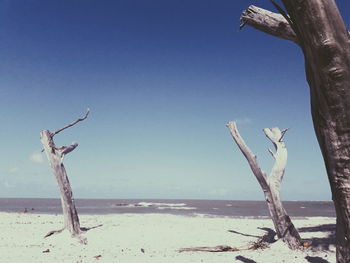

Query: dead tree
left=240, top=1, right=350, bottom=261
left=40, top=109, right=89, bottom=241
left=226, top=122, right=301, bottom=249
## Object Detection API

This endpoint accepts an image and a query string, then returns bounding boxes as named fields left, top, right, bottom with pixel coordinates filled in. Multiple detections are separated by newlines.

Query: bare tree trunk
left=226, top=122, right=301, bottom=249
left=240, top=1, right=350, bottom=261
left=40, top=109, right=89, bottom=242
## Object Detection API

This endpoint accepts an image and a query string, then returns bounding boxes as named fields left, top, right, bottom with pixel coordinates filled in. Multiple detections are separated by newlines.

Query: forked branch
left=226, top=122, right=301, bottom=249
left=263, top=128, right=288, bottom=183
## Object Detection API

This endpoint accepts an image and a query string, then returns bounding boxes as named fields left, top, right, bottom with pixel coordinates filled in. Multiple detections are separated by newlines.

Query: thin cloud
left=30, top=152, right=44, bottom=163
left=4, top=181, right=14, bottom=188
left=209, top=188, right=229, bottom=197
left=9, top=167, right=19, bottom=174
left=234, top=117, right=252, bottom=125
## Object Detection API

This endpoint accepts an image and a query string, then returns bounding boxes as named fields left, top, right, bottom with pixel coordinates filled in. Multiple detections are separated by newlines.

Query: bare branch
left=226, top=121, right=268, bottom=189
left=240, top=5, right=298, bottom=43
left=264, top=127, right=282, bottom=146
left=280, top=128, right=289, bottom=142
left=56, top=142, right=79, bottom=162
left=52, top=109, right=90, bottom=136
left=57, top=142, right=79, bottom=155
left=270, top=0, right=295, bottom=33
left=179, top=245, right=239, bottom=253
left=239, top=21, right=247, bottom=30
left=240, top=5, right=350, bottom=44
left=263, top=128, right=288, bottom=183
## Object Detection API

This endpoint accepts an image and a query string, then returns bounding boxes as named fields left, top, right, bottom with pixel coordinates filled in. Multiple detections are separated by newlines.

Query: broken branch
left=240, top=5, right=298, bottom=43
left=179, top=245, right=239, bottom=253
left=57, top=142, right=79, bottom=155
left=240, top=5, right=350, bottom=44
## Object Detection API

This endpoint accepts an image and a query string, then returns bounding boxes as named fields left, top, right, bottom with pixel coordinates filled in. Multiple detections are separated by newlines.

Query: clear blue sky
left=0, top=0, right=349, bottom=200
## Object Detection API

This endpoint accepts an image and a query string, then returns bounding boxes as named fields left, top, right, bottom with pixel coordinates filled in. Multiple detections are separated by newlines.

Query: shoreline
left=6, top=209, right=337, bottom=219
left=0, top=212, right=335, bottom=263
left=0, top=198, right=336, bottom=217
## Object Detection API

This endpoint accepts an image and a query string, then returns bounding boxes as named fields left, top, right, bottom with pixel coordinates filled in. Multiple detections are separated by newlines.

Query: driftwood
left=40, top=109, right=89, bottom=243
left=179, top=245, right=239, bottom=253
left=226, top=122, right=301, bottom=249
left=179, top=234, right=271, bottom=253
left=240, top=1, right=350, bottom=262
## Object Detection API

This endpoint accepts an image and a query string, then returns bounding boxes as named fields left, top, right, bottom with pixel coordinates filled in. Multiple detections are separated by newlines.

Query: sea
left=0, top=198, right=335, bottom=217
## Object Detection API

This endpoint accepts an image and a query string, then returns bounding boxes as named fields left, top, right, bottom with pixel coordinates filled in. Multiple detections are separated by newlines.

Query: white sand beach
left=0, top=212, right=335, bottom=263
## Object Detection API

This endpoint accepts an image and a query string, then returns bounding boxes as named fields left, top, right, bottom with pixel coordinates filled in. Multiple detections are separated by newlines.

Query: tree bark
left=40, top=109, right=89, bottom=241
left=240, top=5, right=350, bottom=44
left=226, top=122, right=301, bottom=249
left=240, top=1, right=350, bottom=261
left=240, top=5, right=298, bottom=43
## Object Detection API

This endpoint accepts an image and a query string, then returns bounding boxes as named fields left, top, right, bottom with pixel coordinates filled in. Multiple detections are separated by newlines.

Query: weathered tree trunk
left=40, top=109, right=89, bottom=241
left=226, top=122, right=301, bottom=249
left=240, top=1, right=350, bottom=261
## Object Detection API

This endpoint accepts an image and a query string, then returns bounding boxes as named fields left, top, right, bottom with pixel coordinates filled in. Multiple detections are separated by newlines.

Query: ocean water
left=0, top=198, right=335, bottom=217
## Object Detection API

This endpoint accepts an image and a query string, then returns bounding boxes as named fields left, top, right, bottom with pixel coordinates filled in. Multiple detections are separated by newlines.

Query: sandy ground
left=0, top=212, right=335, bottom=263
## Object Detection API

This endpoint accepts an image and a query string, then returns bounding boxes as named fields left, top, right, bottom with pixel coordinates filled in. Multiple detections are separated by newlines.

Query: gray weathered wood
left=179, top=245, right=239, bottom=253
left=240, top=5, right=298, bottom=43
left=240, top=1, right=350, bottom=261
left=240, top=5, right=350, bottom=45
left=40, top=109, right=89, bottom=242
left=226, top=122, right=301, bottom=249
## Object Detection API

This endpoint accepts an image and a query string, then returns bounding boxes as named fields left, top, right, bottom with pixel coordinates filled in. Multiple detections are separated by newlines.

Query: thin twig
left=239, top=21, right=247, bottom=30
left=280, top=128, right=289, bottom=142
left=52, top=109, right=90, bottom=136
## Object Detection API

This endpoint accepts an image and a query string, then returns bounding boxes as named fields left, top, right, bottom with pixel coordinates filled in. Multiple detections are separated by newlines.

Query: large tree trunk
left=240, top=1, right=350, bottom=261
left=226, top=122, right=301, bottom=249
left=283, top=1, right=350, bottom=261
left=40, top=109, right=89, bottom=242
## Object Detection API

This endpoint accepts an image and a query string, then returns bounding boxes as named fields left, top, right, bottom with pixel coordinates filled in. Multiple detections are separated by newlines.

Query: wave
left=137, top=202, right=186, bottom=207
left=112, top=201, right=196, bottom=210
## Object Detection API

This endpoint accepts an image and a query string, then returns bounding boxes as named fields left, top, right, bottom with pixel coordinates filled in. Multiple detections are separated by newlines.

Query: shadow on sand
left=228, top=227, right=277, bottom=244
left=235, top=255, right=257, bottom=263
left=80, top=224, right=103, bottom=232
left=305, top=256, right=331, bottom=263
left=228, top=223, right=335, bottom=263
left=298, top=224, right=335, bottom=251
left=230, top=224, right=334, bottom=263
